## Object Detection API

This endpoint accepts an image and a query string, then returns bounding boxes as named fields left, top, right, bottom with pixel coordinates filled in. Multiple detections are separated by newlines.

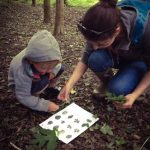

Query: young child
left=8, top=30, right=64, bottom=112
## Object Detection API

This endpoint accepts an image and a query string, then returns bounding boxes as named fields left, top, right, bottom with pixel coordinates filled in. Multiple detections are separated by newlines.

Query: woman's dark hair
left=78, top=0, right=121, bottom=41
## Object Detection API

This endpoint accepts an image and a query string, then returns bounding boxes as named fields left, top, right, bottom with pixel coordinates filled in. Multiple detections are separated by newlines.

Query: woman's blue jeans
left=88, top=49, right=148, bottom=96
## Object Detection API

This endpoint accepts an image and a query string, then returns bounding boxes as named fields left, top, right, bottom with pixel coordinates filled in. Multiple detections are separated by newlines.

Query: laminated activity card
left=40, top=103, right=99, bottom=144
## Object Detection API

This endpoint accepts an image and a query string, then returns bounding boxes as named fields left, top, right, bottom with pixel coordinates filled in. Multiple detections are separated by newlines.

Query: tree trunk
left=32, top=0, right=36, bottom=7
left=44, top=0, right=51, bottom=23
left=54, top=0, right=64, bottom=35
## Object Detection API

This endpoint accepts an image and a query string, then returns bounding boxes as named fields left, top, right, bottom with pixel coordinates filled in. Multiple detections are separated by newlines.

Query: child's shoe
left=44, top=87, right=60, bottom=99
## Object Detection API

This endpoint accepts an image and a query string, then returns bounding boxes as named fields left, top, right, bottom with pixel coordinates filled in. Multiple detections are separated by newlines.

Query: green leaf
left=39, top=138, right=47, bottom=148
left=30, top=127, right=39, bottom=133
left=27, top=144, right=38, bottom=150
left=30, top=139, right=39, bottom=145
left=46, top=132, right=58, bottom=150
left=106, top=92, right=126, bottom=103
left=29, top=127, right=58, bottom=150
left=33, top=133, right=43, bottom=139
left=115, top=137, right=126, bottom=146
left=89, top=123, right=100, bottom=131
left=31, top=135, right=47, bottom=148
left=57, top=129, right=65, bottom=136
left=107, top=141, right=115, bottom=149
left=39, top=127, right=51, bottom=135
left=92, top=114, right=98, bottom=119
left=100, top=124, right=113, bottom=136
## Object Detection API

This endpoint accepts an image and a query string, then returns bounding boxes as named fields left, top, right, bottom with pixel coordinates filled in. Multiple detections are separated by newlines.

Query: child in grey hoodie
left=8, top=30, right=64, bottom=112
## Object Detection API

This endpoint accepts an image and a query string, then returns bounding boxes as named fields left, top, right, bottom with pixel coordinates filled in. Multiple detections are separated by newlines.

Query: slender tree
left=44, top=0, right=51, bottom=23
left=54, top=0, right=64, bottom=35
left=32, top=0, right=36, bottom=7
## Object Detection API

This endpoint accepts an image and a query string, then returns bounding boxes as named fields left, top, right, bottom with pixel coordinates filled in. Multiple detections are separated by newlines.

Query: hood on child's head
left=24, top=30, right=62, bottom=62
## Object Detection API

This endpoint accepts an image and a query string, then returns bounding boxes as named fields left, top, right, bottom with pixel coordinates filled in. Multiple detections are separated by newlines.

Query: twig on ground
left=0, top=136, right=9, bottom=142
left=72, top=96, right=82, bottom=100
left=62, top=56, right=76, bottom=61
left=140, top=136, right=150, bottom=150
left=10, top=142, right=22, bottom=150
left=13, top=118, right=27, bottom=126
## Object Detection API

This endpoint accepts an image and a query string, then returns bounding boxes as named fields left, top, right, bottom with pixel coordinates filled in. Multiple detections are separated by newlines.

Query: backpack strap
left=117, top=0, right=150, bottom=45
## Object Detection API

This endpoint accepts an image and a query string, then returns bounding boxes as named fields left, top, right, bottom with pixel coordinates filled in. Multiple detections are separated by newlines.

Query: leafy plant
left=106, top=92, right=126, bottom=103
left=115, top=137, right=126, bottom=146
left=92, top=114, right=98, bottom=119
left=28, top=126, right=58, bottom=150
left=107, top=137, right=126, bottom=150
left=107, top=141, right=115, bottom=150
left=100, top=123, right=113, bottom=136
left=89, top=123, right=100, bottom=131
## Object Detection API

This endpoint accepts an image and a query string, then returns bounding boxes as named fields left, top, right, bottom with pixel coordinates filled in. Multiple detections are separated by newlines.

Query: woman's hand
left=114, top=70, right=150, bottom=109
left=114, top=93, right=137, bottom=109
left=58, top=61, right=88, bottom=102
left=57, top=85, right=71, bottom=101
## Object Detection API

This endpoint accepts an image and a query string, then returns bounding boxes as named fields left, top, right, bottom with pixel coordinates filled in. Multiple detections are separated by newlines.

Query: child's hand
left=57, top=86, right=70, bottom=101
left=48, top=102, right=59, bottom=112
left=49, top=72, right=55, bottom=80
left=114, top=94, right=136, bottom=109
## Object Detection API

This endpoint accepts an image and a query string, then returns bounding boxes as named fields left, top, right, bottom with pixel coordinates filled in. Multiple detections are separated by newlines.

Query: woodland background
left=0, top=0, right=149, bottom=149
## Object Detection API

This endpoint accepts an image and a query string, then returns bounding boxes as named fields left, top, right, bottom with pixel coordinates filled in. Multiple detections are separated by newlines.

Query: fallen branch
left=10, top=142, right=22, bottom=150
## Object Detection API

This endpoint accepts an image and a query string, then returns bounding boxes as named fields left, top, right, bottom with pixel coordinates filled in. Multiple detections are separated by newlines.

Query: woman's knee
left=107, top=61, right=148, bottom=96
left=88, top=49, right=113, bottom=72
left=107, top=79, right=131, bottom=96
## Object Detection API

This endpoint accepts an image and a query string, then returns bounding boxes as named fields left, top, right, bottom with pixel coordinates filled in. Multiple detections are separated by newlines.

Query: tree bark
left=54, top=0, right=64, bottom=35
left=44, top=0, right=51, bottom=23
left=32, top=0, right=36, bottom=7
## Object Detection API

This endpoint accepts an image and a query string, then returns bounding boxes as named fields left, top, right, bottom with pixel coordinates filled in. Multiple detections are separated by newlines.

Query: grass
left=67, top=0, right=99, bottom=7
left=11, top=0, right=122, bottom=7
left=23, top=0, right=99, bottom=7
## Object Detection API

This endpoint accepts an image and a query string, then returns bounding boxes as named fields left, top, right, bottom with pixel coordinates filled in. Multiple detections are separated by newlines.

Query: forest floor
left=0, top=1, right=150, bottom=150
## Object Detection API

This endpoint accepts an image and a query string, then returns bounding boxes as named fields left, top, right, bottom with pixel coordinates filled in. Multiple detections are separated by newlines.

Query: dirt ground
left=0, top=2, right=150, bottom=150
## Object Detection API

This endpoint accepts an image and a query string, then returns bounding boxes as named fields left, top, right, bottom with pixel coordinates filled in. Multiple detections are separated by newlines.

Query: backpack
left=117, top=0, right=150, bottom=45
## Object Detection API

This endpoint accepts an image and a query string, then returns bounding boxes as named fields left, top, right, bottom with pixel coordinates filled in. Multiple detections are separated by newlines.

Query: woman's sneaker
left=92, top=84, right=106, bottom=100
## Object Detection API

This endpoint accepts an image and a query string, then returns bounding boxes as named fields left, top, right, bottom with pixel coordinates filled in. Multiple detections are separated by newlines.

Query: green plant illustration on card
left=82, top=123, right=90, bottom=128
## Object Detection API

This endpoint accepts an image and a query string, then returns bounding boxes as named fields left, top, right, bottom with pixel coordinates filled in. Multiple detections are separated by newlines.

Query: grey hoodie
left=8, top=30, right=62, bottom=112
